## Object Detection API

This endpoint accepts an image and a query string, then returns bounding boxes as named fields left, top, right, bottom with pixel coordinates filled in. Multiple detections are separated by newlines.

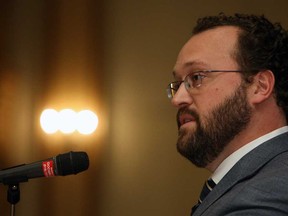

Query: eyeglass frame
left=166, top=70, right=255, bottom=99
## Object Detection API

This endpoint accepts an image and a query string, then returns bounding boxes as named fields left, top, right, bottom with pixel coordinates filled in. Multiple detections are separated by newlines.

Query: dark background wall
left=0, top=0, right=287, bottom=215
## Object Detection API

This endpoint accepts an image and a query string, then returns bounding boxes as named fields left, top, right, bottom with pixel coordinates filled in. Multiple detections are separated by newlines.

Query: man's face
left=176, top=82, right=252, bottom=167
left=171, top=26, right=252, bottom=168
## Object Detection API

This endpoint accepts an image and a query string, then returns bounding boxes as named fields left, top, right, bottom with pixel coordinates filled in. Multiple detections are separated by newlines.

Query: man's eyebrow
left=172, top=61, right=210, bottom=79
left=183, top=61, right=210, bottom=69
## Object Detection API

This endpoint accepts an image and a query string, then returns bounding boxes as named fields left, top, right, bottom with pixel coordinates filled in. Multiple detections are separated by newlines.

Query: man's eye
left=191, top=74, right=204, bottom=81
left=172, top=81, right=182, bottom=90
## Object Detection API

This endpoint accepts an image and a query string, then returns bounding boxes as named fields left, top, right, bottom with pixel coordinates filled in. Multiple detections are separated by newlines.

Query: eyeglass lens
left=167, top=74, right=203, bottom=99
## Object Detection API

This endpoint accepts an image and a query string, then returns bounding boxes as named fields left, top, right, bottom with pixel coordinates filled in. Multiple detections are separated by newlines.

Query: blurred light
left=59, top=109, right=77, bottom=134
left=40, top=109, right=59, bottom=134
left=40, top=109, right=99, bottom=135
left=77, top=110, right=99, bottom=135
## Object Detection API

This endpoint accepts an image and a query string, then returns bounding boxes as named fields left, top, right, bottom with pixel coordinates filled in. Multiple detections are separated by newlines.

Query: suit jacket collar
left=193, top=132, right=288, bottom=216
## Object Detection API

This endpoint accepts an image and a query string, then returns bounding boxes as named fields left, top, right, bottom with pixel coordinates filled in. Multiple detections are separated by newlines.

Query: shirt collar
left=211, top=126, right=288, bottom=184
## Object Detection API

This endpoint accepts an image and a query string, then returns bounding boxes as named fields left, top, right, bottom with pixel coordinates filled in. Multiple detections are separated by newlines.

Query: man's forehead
left=173, top=26, right=240, bottom=75
left=185, top=26, right=241, bottom=48
left=172, top=61, right=211, bottom=79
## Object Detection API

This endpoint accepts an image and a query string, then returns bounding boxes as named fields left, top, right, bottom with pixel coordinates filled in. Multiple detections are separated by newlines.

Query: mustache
left=176, top=107, right=199, bottom=128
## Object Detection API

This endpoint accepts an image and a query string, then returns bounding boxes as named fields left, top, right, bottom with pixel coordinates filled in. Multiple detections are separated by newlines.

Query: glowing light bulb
left=58, top=109, right=77, bottom=134
left=40, top=108, right=99, bottom=135
left=77, top=110, right=99, bottom=135
left=40, top=109, right=59, bottom=134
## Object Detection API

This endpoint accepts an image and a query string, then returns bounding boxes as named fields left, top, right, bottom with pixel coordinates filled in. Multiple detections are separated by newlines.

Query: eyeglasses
left=166, top=70, right=244, bottom=99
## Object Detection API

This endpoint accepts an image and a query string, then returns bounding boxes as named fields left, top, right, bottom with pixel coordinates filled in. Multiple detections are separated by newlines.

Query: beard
left=176, top=83, right=252, bottom=168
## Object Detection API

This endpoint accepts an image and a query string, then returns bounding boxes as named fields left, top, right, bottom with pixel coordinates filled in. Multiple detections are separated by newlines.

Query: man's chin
left=177, top=130, right=194, bottom=151
left=178, top=125, right=196, bottom=138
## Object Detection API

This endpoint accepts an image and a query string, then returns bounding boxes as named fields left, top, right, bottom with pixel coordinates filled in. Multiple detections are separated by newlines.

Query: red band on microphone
left=42, top=160, right=55, bottom=177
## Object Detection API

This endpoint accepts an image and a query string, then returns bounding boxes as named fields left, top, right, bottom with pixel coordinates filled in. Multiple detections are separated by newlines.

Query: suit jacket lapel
left=194, top=132, right=288, bottom=216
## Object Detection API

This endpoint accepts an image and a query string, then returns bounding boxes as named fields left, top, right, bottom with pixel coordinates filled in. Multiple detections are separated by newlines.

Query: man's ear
left=249, top=70, right=275, bottom=104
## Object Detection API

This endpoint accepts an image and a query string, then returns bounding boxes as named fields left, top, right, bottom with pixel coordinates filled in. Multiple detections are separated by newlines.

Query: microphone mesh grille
left=57, top=152, right=89, bottom=176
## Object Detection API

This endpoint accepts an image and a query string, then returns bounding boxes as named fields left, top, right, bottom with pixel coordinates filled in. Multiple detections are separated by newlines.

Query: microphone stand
left=3, top=176, right=28, bottom=216
left=7, top=184, right=20, bottom=216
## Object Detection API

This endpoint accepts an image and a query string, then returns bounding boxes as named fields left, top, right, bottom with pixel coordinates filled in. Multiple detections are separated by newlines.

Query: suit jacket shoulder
left=194, top=132, right=288, bottom=216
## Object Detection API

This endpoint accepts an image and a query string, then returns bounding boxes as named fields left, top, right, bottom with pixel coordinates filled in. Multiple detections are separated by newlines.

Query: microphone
left=0, top=151, right=89, bottom=184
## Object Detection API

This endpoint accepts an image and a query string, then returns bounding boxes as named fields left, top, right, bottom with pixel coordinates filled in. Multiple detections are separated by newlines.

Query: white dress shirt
left=211, top=126, right=288, bottom=184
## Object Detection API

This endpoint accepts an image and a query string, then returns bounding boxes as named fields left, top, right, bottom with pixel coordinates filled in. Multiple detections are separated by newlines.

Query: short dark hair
left=193, top=13, right=288, bottom=121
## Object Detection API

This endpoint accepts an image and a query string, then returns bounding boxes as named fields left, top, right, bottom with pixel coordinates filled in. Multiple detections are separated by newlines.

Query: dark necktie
left=191, top=178, right=216, bottom=215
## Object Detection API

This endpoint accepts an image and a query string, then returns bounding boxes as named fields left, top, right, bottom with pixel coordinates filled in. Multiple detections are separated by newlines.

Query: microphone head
left=56, top=151, right=89, bottom=176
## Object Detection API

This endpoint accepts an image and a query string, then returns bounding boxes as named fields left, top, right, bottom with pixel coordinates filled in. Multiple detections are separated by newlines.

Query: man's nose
left=171, top=83, right=193, bottom=108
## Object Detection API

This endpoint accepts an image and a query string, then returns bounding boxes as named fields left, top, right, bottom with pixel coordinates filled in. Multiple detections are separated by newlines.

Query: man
left=167, top=13, right=288, bottom=215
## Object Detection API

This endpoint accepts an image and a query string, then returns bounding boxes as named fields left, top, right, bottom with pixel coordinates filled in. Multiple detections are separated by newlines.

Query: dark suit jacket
left=193, top=131, right=288, bottom=216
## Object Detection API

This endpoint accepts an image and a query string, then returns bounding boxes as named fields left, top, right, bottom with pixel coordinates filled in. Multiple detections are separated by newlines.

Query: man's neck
left=206, top=122, right=287, bottom=172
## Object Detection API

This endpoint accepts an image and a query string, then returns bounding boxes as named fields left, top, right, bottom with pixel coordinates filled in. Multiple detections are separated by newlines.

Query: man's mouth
left=178, top=113, right=196, bottom=127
